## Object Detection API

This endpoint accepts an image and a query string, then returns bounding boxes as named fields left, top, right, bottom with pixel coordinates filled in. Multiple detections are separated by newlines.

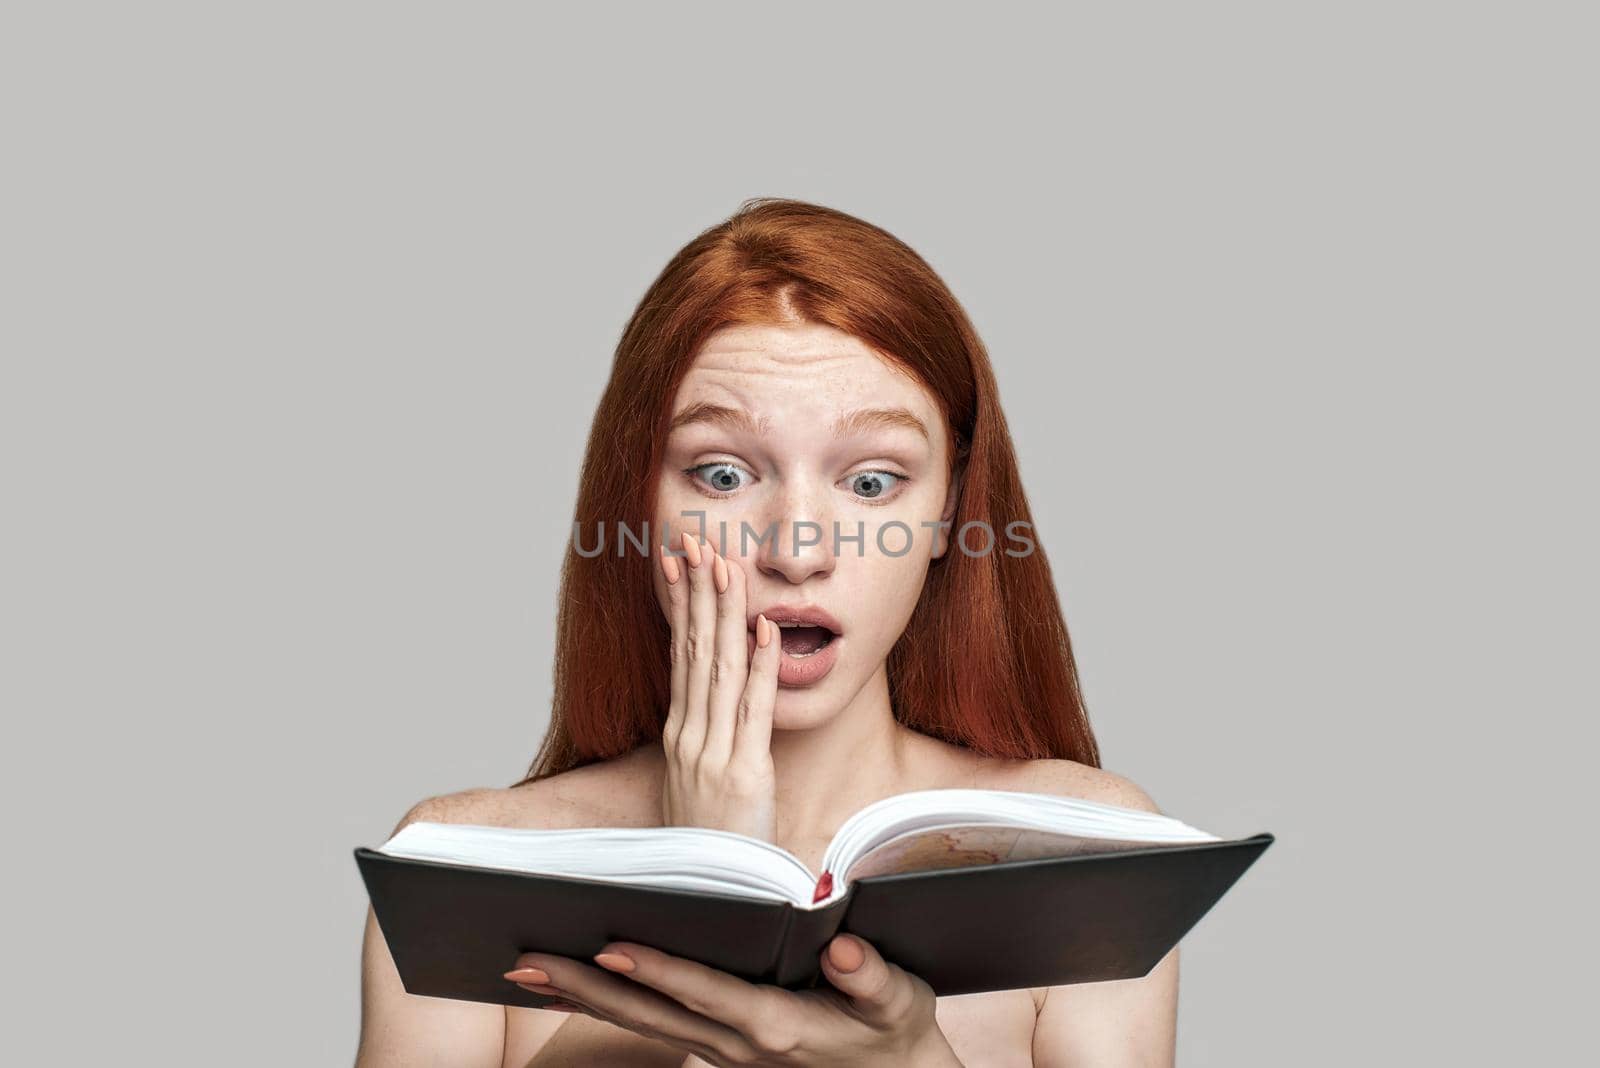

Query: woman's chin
left=769, top=691, right=841, bottom=733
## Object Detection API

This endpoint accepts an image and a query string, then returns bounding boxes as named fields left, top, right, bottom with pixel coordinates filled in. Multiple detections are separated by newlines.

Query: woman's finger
left=678, top=531, right=714, bottom=754
left=702, top=546, right=749, bottom=763
left=588, top=943, right=792, bottom=1057
left=509, top=951, right=756, bottom=1065
left=733, top=613, right=780, bottom=766
left=817, top=934, right=927, bottom=1027
left=660, top=535, right=689, bottom=749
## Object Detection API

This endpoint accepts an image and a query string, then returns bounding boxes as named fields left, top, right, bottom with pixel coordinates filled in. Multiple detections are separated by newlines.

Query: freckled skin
left=649, top=320, right=958, bottom=736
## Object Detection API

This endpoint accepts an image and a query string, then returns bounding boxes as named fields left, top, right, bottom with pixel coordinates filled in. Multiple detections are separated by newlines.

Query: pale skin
left=356, top=321, right=1179, bottom=1067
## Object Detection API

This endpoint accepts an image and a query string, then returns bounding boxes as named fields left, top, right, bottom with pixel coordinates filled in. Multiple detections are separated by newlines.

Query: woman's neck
left=767, top=662, right=925, bottom=847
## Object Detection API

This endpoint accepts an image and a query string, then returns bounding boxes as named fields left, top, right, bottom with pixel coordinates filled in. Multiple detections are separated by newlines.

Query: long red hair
left=513, top=197, right=1098, bottom=785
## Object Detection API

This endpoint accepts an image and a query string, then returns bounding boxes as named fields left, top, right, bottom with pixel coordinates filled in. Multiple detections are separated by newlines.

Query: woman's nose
left=752, top=505, right=836, bottom=586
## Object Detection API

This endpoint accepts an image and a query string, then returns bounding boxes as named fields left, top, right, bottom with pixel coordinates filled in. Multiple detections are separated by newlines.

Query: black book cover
left=355, top=833, right=1272, bottom=1008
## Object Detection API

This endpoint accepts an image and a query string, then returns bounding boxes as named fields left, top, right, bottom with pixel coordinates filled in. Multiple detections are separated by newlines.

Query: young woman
left=357, top=199, right=1178, bottom=1067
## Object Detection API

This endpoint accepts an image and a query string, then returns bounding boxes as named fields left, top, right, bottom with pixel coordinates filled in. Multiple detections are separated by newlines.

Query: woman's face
left=650, top=321, right=958, bottom=731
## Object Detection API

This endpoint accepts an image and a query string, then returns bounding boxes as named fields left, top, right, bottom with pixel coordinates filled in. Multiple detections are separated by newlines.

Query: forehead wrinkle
left=671, top=343, right=940, bottom=447
left=692, top=349, right=865, bottom=381
left=666, top=400, right=935, bottom=458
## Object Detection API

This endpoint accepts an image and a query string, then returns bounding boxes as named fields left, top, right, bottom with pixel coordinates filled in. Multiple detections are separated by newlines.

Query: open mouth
left=747, top=607, right=843, bottom=682
left=772, top=622, right=836, bottom=658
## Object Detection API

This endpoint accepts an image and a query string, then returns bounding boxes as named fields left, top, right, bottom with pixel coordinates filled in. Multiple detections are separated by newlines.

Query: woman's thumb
left=819, top=934, right=897, bottom=1009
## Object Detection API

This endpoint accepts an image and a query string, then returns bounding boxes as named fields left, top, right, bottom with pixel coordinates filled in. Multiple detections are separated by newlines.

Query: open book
left=356, top=788, right=1272, bottom=1008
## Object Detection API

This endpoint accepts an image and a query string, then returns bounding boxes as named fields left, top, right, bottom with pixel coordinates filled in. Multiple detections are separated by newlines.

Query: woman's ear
left=931, top=460, right=965, bottom=560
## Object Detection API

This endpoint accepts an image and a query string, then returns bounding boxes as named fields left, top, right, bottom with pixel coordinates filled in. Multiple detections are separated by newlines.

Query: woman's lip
left=745, top=631, right=841, bottom=687
left=745, top=604, right=844, bottom=635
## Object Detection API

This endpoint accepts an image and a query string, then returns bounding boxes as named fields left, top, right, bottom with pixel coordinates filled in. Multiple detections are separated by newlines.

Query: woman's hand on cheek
left=659, top=531, right=781, bottom=843
left=504, top=933, right=962, bottom=1067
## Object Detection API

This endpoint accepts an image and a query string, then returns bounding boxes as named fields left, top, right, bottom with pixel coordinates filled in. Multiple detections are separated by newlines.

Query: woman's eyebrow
left=667, top=402, right=929, bottom=442
left=667, top=402, right=769, bottom=436
left=833, top=406, right=930, bottom=443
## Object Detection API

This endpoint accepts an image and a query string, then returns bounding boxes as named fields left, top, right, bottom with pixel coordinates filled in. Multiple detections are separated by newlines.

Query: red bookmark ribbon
left=812, top=871, right=833, bottom=903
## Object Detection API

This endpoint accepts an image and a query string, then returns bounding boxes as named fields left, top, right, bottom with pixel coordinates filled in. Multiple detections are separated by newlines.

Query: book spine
left=772, top=895, right=850, bottom=989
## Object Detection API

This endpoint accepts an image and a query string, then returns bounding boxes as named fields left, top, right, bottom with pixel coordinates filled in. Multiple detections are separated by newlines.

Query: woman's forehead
left=677, top=323, right=939, bottom=423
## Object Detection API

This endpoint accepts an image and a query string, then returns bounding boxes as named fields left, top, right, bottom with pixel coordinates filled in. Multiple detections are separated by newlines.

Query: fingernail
left=713, top=554, right=728, bottom=594
left=661, top=546, right=681, bottom=585
left=681, top=530, right=702, bottom=568
left=594, top=951, right=636, bottom=973
left=756, top=613, right=771, bottom=649
left=503, top=966, right=551, bottom=984
left=827, top=934, right=866, bottom=972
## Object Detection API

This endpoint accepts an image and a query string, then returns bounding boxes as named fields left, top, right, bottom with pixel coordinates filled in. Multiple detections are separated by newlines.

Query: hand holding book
left=500, top=927, right=962, bottom=1065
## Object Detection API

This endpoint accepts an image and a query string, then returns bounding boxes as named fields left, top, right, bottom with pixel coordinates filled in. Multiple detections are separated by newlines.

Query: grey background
left=4, top=2, right=1592, bottom=1064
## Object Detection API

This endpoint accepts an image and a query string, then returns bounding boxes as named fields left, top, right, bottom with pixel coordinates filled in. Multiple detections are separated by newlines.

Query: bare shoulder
left=975, top=755, right=1164, bottom=815
left=392, top=743, right=666, bottom=837
left=900, top=730, right=1162, bottom=814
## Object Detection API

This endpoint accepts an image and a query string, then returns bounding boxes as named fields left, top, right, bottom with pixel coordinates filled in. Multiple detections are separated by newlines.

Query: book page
left=377, top=822, right=819, bottom=905
left=819, top=788, right=1220, bottom=888
left=842, top=823, right=1157, bottom=881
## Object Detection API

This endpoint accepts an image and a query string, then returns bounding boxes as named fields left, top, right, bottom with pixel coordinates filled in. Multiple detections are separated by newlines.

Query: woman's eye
left=846, top=470, right=904, bottom=501
left=688, top=462, right=751, bottom=495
